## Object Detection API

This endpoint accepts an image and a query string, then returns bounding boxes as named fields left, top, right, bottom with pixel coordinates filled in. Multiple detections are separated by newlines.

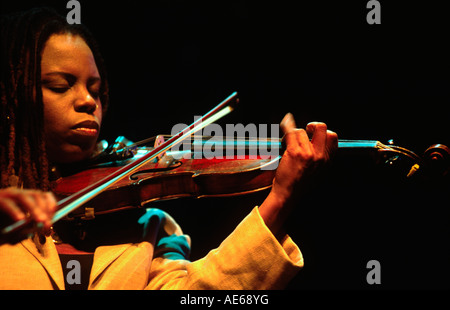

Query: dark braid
left=0, top=8, right=109, bottom=190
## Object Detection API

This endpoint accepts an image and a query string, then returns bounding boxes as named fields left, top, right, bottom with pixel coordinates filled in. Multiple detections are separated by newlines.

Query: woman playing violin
left=0, top=8, right=337, bottom=290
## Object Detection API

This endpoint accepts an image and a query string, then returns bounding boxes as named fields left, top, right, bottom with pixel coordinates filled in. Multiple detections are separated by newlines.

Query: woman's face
left=40, top=33, right=102, bottom=164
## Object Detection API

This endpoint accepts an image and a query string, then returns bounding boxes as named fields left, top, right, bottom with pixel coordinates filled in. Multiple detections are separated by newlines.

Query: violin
left=2, top=92, right=449, bottom=236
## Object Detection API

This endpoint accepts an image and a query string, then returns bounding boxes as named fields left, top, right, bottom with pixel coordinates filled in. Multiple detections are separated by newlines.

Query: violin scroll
left=422, top=144, right=450, bottom=178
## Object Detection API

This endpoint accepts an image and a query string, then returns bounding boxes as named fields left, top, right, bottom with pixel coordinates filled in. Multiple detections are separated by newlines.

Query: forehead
left=40, top=33, right=99, bottom=77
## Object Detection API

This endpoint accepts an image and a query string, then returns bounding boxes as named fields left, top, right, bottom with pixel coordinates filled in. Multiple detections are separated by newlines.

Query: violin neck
left=191, top=138, right=386, bottom=151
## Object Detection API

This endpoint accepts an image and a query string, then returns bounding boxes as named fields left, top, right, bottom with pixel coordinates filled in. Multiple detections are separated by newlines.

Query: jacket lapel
left=20, top=235, right=65, bottom=290
left=89, top=243, right=132, bottom=286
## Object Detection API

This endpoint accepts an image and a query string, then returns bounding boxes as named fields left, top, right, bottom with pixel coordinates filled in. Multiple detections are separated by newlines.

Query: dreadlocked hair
left=0, top=7, right=109, bottom=190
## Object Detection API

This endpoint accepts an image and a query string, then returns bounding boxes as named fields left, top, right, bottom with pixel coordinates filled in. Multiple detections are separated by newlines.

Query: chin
left=48, top=143, right=95, bottom=164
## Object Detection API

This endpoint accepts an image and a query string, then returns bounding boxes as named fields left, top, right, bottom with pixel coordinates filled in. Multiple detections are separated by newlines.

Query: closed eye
left=47, top=86, right=71, bottom=93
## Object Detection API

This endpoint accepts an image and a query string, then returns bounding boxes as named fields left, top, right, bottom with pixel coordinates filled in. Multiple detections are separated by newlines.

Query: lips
left=71, top=120, right=99, bottom=136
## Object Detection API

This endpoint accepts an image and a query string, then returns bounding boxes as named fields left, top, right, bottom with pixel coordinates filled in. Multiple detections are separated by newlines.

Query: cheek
left=96, top=105, right=103, bottom=124
left=43, top=108, right=61, bottom=140
left=95, top=101, right=103, bottom=126
left=42, top=92, right=66, bottom=136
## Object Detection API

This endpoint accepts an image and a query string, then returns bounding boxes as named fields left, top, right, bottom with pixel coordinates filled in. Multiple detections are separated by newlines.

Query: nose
left=74, top=87, right=98, bottom=114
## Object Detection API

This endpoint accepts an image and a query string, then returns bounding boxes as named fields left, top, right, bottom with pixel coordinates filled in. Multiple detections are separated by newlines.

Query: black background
left=2, top=1, right=449, bottom=289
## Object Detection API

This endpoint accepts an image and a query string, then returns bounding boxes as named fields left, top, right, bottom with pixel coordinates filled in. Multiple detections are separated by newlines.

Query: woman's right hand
left=0, top=187, right=57, bottom=244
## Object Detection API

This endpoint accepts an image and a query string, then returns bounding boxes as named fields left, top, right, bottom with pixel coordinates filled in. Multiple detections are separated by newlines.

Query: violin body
left=53, top=145, right=277, bottom=218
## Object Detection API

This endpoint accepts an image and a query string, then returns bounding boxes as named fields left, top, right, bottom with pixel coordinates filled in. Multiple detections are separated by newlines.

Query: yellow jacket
left=0, top=207, right=303, bottom=290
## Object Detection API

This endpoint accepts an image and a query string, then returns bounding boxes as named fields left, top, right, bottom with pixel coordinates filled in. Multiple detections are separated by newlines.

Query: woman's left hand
left=259, top=113, right=338, bottom=237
